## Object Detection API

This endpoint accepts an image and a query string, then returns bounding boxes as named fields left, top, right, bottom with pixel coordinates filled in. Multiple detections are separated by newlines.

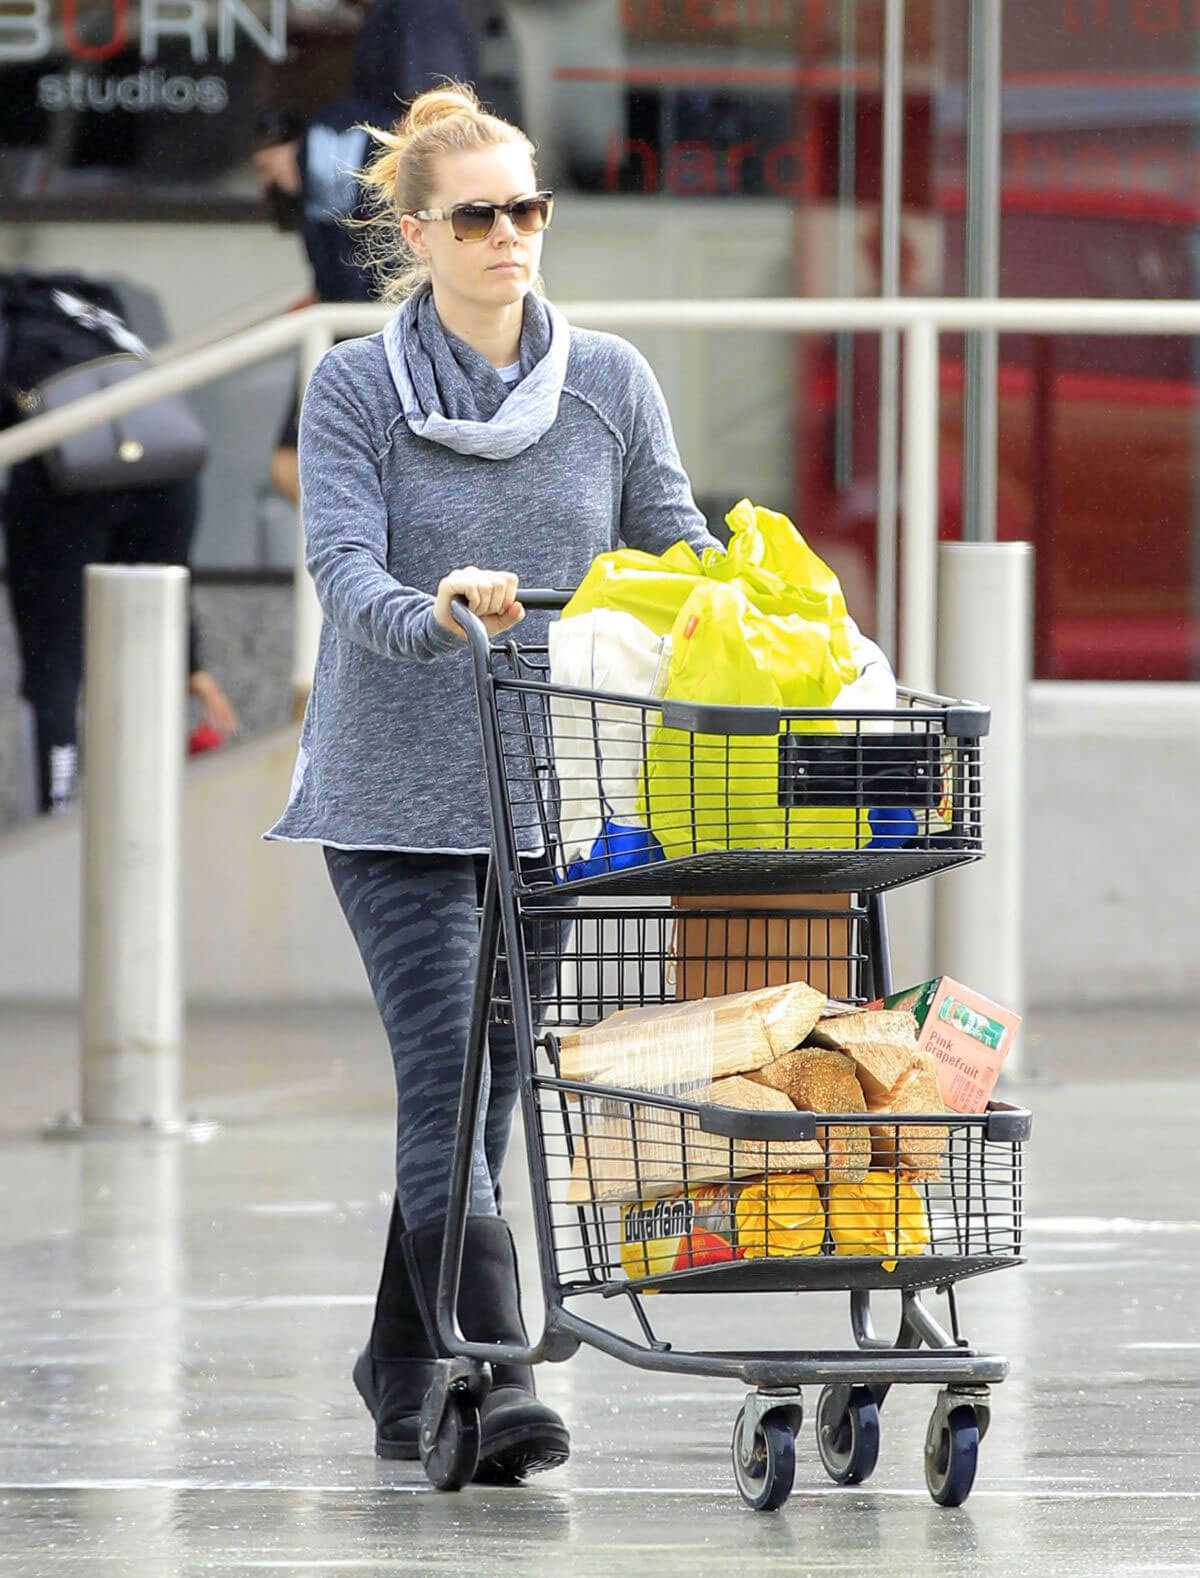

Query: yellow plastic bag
left=565, top=536, right=711, bottom=637
left=566, top=498, right=867, bottom=858
left=828, top=1171, right=931, bottom=1271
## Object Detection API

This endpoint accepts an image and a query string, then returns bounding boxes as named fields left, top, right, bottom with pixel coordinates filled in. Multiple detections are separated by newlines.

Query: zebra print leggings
left=324, top=847, right=559, bottom=1229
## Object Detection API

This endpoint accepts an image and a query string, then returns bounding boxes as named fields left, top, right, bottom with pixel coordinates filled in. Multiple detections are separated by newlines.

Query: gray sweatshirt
left=265, top=326, right=720, bottom=852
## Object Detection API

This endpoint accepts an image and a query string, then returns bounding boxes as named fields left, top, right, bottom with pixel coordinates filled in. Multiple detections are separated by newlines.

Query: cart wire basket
left=486, top=631, right=988, bottom=899
left=421, top=590, right=1030, bottom=1514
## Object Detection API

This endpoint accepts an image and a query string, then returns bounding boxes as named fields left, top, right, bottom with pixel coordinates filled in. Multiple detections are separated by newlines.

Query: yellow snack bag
left=828, top=1171, right=931, bottom=1271
left=734, top=1174, right=825, bottom=1260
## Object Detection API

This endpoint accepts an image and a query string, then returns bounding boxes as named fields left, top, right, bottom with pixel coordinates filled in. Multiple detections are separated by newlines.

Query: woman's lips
left=489, top=261, right=523, bottom=271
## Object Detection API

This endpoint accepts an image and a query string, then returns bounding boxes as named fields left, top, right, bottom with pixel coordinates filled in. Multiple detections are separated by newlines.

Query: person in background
left=1, top=272, right=238, bottom=815
left=253, top=0, right=479, bottom=304
left=258, top=0, right=479, bottom=506
left=3, top=466, right=240, bottom=814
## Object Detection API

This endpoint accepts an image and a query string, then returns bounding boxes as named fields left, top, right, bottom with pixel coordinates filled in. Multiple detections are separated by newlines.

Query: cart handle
left=699, top=1105, right=819, bottom=1142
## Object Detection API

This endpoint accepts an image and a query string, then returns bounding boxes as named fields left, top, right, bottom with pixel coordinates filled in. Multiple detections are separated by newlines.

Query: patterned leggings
left=324, top=848, right=560, bottom=1229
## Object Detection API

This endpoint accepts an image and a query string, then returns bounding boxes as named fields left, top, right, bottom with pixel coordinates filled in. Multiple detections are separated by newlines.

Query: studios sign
left=0, top=0, right=288, bottom=115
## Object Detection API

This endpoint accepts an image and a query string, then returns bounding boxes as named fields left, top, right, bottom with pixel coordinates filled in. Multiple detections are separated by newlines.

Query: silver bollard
left=934, top=542, right=1033, bottom=1062
left=80, top=565, right=188, bottom=1131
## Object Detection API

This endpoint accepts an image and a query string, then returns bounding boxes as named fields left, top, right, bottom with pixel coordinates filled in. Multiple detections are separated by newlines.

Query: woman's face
left=402, top=144, right=544, bottom=312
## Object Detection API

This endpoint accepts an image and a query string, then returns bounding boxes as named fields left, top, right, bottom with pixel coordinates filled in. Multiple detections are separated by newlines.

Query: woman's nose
left=491, top=211, right=519, bottom=243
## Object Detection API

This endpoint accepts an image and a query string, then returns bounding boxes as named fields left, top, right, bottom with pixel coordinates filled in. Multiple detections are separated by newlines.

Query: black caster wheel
left=420, top=1389, right=481, bottom=1492
left=731, top=1405, right=796, bottom=1512
left=924, top=1404, right=979, bottom=1508
left=816, top=1384, right=880, bottom=1486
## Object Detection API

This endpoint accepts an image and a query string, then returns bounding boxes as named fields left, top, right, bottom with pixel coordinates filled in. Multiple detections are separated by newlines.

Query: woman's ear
left=400, top=212, right=429, bottom=260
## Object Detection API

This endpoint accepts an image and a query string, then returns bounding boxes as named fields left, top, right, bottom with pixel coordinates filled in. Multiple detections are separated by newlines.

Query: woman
left=265, top=81, right=720, bottom=1482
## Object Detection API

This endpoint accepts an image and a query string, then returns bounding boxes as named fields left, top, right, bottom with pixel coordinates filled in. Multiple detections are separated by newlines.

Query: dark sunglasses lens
left=510, top=197, right=550, bottom=234
left=452, top=204, right=497, bottom=241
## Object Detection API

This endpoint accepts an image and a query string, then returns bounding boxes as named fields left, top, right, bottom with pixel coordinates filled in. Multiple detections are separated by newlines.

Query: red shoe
left=188, top=722, right=225, bottom=756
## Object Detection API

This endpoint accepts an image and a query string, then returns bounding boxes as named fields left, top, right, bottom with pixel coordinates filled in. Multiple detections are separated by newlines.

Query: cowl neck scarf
left=383, top=284, right=570, bottom=460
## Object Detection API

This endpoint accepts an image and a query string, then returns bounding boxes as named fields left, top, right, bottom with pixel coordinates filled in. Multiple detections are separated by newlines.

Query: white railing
left=9, top=292, right=1195, bottom=1077
left=5, top=293, right=1199, bottom=701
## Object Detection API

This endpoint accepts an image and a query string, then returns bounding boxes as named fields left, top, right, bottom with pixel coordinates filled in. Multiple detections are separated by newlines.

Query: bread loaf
left=565, top=1073, right=824, bottom=1204
left=749, top=1048, right=870, bottom=1184
left=807, top=1009, right=920, bottom=1099
left=865, top=1054, right=946, bottom=1179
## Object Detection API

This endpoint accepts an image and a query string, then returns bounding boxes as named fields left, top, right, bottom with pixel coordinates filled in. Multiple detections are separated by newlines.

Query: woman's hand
left=433, top=567, right=525, bottom=640
left=251, top=141, right=301, bottom=197
left=189, top=670, right=240, bottom=737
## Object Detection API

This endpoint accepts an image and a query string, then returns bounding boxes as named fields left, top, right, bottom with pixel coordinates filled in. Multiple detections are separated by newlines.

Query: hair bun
left=403, top=83, right=481, bottom=135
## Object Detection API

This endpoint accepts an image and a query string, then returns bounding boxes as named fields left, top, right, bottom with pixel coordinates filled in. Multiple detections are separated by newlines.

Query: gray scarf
left=383, top=285, right=570, bottom=461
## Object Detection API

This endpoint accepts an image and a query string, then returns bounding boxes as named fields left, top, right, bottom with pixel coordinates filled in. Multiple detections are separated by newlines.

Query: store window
left=2, top=0, right=1198, bottom=681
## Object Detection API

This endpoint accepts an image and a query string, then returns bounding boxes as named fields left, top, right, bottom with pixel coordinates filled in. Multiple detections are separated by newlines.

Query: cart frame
left=422, top=591, right=1029, bottom=1505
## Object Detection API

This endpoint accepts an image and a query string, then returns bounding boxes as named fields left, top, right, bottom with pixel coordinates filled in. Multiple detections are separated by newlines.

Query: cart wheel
left=731, top=1405, right=796, bottom=1512
left=816, top=1385, right=880, bottom=1486
left=420, top=1390, right=481, bottom=1493
left=924, top=1404, right=979, bottom=1508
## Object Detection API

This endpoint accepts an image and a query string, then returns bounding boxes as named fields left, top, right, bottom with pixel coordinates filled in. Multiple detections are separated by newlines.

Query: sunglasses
left=409, top=190, right=554, bottom=243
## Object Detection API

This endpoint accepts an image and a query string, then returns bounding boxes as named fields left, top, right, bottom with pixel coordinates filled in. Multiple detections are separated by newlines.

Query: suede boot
left=403, top=1215, right=570, bottom=1483
left=352, top=1196, right=437, bottom=1460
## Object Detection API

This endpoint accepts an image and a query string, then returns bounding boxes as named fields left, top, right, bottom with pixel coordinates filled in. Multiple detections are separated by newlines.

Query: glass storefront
left=1, top=0, right=1197, bottom=677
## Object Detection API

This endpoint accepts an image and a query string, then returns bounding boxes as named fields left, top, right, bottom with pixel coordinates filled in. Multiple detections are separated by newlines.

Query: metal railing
left=5, top=293, right=1200, bottom=702
left=8, top=291, right=1190, bottom=1112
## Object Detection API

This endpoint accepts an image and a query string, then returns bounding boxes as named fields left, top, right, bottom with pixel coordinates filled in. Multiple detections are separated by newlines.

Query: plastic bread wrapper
left=558, top=981, right=829, bottom=1206
left=557, top=979, right=828, bottom=1094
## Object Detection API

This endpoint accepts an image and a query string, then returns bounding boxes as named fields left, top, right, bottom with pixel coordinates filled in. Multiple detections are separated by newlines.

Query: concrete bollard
left=934, top=542, right=1033, bottom=1064
left=79, top=565, right=189, bottom=1131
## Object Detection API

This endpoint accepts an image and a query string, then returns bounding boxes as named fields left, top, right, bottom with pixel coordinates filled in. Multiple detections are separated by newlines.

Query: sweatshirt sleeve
left=618, top=349, right=723, bottom=559
left=298, top=352, right=464, bottom=663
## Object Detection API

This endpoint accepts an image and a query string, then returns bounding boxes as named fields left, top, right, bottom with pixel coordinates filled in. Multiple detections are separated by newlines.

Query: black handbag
left=5, top=279, right=209, bottom=494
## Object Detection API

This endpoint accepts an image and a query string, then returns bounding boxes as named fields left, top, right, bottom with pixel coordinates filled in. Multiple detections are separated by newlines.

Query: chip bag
left=619, top=1174, right=824, bottom=1279
left=827, top=1171, right=931, bottom=1272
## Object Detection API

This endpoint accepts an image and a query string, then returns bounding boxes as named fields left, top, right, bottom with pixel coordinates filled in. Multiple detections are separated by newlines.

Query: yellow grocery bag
left=566, top=500, right=866, bottom=858
left=828, top=1172, right=931, bottom=1271
left=734, top=1174, right=825, bottom=1260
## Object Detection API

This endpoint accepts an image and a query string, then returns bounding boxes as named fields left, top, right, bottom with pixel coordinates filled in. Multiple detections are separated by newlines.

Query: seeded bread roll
left=807, top=1010, right=920, bottom=1099
left=749, top=1048, right=870, bottom=1184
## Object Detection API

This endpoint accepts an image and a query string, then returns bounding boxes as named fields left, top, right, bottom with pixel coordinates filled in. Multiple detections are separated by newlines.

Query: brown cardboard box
left=672, top=893, right=857, bottom=1001
left=867, top=976, right=1022, bottom=1113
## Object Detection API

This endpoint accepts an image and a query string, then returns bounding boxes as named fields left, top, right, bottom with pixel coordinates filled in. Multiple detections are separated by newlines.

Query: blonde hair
left=351, top=81, right=541, bottom=304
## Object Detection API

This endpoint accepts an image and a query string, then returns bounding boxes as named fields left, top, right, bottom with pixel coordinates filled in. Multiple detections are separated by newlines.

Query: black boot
left=403, top=1215, right=570, bottom=1483
left=353, top=1196, right=437, bottom=1460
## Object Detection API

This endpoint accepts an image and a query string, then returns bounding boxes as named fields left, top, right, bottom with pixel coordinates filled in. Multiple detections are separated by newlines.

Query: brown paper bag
left=671, top=893, right=856, bottom=1001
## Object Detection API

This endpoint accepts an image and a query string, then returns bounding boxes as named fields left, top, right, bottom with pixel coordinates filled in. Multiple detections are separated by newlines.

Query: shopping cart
left=421, top=589, right=1030, bottom=1512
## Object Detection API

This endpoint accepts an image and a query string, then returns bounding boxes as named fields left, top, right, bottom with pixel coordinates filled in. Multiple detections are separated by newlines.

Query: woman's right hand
left=433, top=566, right=525, bottom=640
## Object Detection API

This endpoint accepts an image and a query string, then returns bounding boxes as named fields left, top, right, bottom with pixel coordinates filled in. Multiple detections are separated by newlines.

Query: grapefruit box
left=866, top=977, right=1021, bottom=1113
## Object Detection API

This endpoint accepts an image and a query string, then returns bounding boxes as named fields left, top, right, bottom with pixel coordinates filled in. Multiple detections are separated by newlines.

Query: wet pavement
left=0, top=1004, right=1197, bottom=1576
